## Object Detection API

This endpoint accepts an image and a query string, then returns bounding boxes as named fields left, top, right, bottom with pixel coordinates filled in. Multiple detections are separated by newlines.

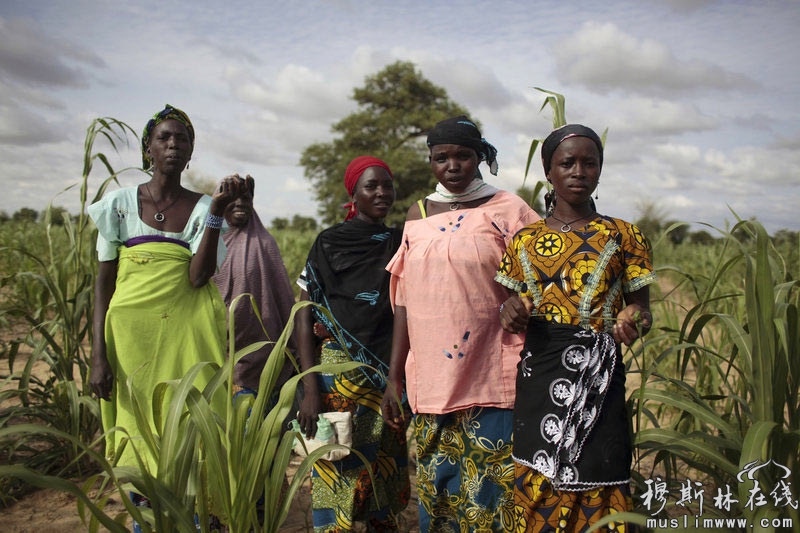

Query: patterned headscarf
left=426, top=115, right=499, bottom=175
left=342, top=155, right=393, bottom=221
left=141, top=104, right=195, bottom=170
left=541, top=124, right=603, bottom=176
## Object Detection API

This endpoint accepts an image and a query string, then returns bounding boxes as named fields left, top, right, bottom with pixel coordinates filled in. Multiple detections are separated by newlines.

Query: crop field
left=0, top=118, right=797, bottom=532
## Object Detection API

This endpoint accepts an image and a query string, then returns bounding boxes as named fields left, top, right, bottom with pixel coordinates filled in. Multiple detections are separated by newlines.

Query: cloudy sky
left=1, top=0, right=798, bottom=234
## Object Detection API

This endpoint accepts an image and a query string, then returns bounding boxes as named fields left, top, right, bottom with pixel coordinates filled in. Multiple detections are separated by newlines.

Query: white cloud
left=658, top=0, right=716, bottom=12
left=0, top=1, right=797, bottom=233
left=705, top=145, right=800, bottom=186
left=227, top=64, right=350, bottom=122
left=552, top=22, right=756, bottom=96
left=668, top=194, right=696, bottom=208
left=607, top=98, right=718, bottom=137
left=596, top=137, right=800, bottom=232
left=283, top=176, right=310, bottom=193
left=207, top=61, right=361, bottom=166
left=416, top=58, right=513, bottom=110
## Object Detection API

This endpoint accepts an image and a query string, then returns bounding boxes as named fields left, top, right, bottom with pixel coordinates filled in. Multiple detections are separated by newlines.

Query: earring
left=545, top=189, right=557, bottom=217
left=595, top=182, right=599, bottom=200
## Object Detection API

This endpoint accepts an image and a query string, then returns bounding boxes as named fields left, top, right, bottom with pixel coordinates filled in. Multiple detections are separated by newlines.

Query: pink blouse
left=387, top=191, right=540, bottom=414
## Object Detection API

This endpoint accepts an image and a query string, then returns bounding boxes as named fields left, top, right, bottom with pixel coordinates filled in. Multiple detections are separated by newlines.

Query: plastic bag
left=289, top=411, right=352, bottom=461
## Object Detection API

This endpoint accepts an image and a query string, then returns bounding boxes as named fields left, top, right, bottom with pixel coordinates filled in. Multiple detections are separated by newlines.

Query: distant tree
left=771, top=229, right=797, bottom=246
left=0, top=210, right=9, bottom=223
left=300, top=60, right=471, bottom=226
left=290, top=214, right=318, bottom=232
left=634, top=200, right=669, bottom=240
left=664, top=220, right=689, bottom=245
left=270, top=217, right=289, bottom=231
left=183, top=169, right=218, bottom=196
left=12, top=207, right=38, bottom=223
left=41, top=205, right=71, bottom=226
left=690, top=230, right=716, bottom=245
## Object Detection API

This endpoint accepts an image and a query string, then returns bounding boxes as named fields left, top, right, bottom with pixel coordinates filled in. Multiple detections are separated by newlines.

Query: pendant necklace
left=449, top=202, right=460, bottom=211
left=550, top=211, right=596, bottom=232
left=144, top=183, right=182, bottom=223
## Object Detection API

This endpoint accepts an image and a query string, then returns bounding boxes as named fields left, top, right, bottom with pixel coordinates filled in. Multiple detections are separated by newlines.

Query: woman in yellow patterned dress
left=295, top=156, right=410, bottom=532
left=495, top=124, right=656, bottom=532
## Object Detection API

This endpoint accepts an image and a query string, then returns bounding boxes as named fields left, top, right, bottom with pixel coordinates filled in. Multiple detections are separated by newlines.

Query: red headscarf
left=342, top=155, right=393, bottom=221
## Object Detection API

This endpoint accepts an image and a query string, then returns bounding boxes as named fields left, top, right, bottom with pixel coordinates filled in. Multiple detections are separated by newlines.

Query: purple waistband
left=125, top=235, right=190, bottom=250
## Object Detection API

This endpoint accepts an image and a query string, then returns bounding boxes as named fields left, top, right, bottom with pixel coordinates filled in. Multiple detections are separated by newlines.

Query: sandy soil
left=1, top=322, right=419, bottom=532
left=1, top=455, right=309, bottom=532
left=2, top=449, right=419, bottom=532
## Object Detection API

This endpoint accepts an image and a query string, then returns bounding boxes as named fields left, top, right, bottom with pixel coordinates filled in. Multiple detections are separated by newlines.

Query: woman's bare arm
left=90, top=260, right=117, bottom=399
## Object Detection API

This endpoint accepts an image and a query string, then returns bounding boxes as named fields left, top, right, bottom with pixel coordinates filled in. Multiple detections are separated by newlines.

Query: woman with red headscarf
left=295, top=156, right=410, bottom=531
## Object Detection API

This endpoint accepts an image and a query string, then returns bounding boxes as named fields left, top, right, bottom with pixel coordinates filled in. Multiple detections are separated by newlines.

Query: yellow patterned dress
left=302, top=218, right=410, bottom=532
left=495, top=215, right=655, bottom=533
left=311, top=343, right=411, bottom=533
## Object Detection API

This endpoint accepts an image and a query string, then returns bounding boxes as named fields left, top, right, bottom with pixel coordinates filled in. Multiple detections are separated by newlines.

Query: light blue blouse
left=87, top=186, right=226, bottom=265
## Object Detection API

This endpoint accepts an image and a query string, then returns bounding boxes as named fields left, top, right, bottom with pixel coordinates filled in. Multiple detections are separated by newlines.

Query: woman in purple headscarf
left=212, top=175, right=297, bottom=400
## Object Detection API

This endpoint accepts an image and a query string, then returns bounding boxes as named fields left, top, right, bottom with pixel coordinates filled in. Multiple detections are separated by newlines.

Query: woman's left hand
left=312, top=322, right=330, bottom=339
left=612, top=305, right=652, bottom=346
left=210, top=174, right=244, bottom=216
left=500, top=294, right=533, bottom=334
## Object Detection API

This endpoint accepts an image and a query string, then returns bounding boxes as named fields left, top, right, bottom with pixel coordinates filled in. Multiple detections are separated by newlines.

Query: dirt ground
left=0, top=326, right=419, bottom=532
left=2, top=450, right=419, bottom=532
left=1, top=453, right=419, bottom=532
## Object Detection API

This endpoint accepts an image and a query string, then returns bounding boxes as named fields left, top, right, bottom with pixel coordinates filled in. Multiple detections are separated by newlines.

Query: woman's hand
left=381, top=379, right=409, bottom=431
left=312, top=322, right=330, bottom=339
left=210, top=174, right=244, bottom=216
left=612, top=305, right=652, bottom=346
left=90, top=351, right=114, bottom=400
left=297, top=388, right=322, bottom=439
left=499, top=294, right=533, bottom=334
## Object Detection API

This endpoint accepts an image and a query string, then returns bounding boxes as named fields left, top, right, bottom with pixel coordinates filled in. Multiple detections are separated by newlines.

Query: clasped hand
left=499, top=294, right=651, bottom=346
left=499, top=294, right=533, bottom=334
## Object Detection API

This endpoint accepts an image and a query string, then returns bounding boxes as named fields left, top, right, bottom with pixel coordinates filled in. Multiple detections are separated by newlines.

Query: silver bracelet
left=205, top=212, right=224, bottom=229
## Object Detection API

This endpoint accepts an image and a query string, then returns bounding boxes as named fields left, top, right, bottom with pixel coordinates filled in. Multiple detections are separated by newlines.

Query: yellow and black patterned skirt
left=514, top=465, right=632, bottom=532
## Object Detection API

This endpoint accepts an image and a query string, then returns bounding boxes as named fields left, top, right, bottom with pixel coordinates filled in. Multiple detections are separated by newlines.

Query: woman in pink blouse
left=381, top=115, right=540, bottom=532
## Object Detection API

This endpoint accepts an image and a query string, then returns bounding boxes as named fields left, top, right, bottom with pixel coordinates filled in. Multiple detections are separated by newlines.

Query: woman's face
left=224, top=186, right=254, bottom=228
left=547, top=136, right=601, bottom=208
left=429, top=144, right=479, bottom=194
left=146, top=119, right=193, bottom=174
left=353, top=166, right=395, bottom=224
